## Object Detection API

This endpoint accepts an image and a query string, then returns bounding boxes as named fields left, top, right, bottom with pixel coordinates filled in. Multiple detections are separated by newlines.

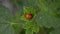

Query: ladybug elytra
left=25, top=14, right=33, bottom=19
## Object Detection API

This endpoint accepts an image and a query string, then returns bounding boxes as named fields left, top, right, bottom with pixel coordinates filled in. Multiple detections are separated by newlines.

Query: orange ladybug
left=25, top=14, right=33, bottom=19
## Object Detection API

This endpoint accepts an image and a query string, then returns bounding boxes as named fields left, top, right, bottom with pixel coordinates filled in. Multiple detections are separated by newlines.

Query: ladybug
left=25, top=14, right=33, bottom=19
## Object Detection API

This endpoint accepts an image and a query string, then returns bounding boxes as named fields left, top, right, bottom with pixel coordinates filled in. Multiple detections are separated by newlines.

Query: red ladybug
left=25, top=14, right=33, bottom=19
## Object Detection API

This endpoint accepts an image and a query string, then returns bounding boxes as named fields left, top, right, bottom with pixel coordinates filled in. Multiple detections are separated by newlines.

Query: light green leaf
left=25, top=28, right=33, bottom=34
left=23, top=6, right=36, bottom=15
left=32, top=23, right=39, bottom=33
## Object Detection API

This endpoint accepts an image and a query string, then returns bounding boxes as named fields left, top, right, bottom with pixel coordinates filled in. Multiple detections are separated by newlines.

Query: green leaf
left=11, top=11, right=21, bottom=23
left=23, top=6, right=36, bottom=15
left=0, top=24, right=15, bottom=34
left=35, top=0, right=60, bottom=34
left=23, top=22, right=32, bottom=29
left=32, top=23, right=39, bottom=33
left=20, top=15, right=27, bottom=21
left=0, top=4, right=15, bottom=34
left=0, top=4, right=23, bottom=34
left=25, top=28, right=33, bottom=34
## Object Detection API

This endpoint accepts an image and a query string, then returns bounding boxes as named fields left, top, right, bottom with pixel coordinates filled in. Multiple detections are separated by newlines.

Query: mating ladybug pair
left=25, top=14, right=33, bottom=19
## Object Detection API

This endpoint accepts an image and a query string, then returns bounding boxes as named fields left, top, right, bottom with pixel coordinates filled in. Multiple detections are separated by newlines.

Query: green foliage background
left=0, top=0, right=60, bottom=34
